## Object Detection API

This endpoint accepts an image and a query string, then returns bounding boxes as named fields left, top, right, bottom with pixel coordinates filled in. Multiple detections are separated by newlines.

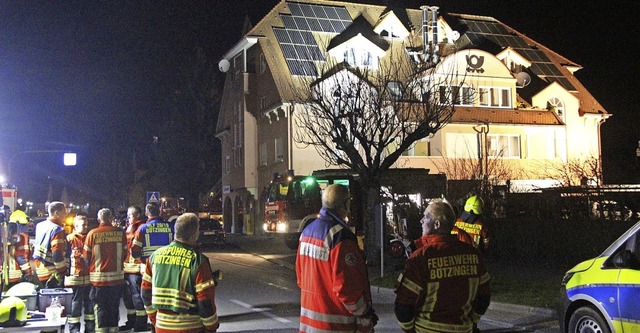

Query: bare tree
left=536, top=155, right=602, bottom=187
left=292, top=51, right=464, bottom=256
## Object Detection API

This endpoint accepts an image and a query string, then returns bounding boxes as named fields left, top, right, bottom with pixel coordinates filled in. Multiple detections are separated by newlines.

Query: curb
left=489, top=301, right=557, bottom=317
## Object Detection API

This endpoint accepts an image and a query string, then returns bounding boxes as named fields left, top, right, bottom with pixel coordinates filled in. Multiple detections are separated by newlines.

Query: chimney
left=430, top=6, right=439, bottom=47
left=420, top=6, right=439, bottom=61
left=420, top=6, right=429, bottom=55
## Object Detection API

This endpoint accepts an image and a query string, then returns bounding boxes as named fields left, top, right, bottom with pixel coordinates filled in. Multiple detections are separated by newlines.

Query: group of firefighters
left=0, top=201, right=219, bottom=333
left=1, top=191, right=490, bottom=333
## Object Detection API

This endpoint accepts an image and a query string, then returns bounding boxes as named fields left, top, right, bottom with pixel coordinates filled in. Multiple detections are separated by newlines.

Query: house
left=215, top=0, right=609, bottom=233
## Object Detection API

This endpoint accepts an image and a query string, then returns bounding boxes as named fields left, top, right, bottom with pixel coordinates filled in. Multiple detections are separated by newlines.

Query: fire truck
left=263, top=171, right=361, bottom=248
left=263, top=169, right=446, bottom=249
left=0, top=188, right=18, bottom=215
left=160, top=197, right=186, bottom=220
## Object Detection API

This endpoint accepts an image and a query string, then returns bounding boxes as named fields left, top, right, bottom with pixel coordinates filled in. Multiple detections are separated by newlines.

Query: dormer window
left=547, top=97, right=565, bottom=121
left=344, top=48, right=378, bottom=68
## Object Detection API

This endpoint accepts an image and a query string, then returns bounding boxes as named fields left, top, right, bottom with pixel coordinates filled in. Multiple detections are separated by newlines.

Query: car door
left=614, top=230, right=640, bottom=333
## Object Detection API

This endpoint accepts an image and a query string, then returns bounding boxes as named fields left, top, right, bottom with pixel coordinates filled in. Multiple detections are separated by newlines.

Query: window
left=439, top=85, right=474, bottom=106
left=401, top=138, right=430, bottom=156
left=547, top=97, right=565, bottom=121
left=488, top=134, right=520, bottom=158
left=479, top=87, right=511, bottom=108
left=275, top=137, right=284, bottom=162
left=259, top=143, right=268, bottom=166
left=445, top=133, right=478, bottom=158
left=260, top=96, right=267, bottom=110
left=344, top=48, right=378, bottom=68
left=225, top=156, right=230, bottom=174
left=259, top=53, right=267, bottom=74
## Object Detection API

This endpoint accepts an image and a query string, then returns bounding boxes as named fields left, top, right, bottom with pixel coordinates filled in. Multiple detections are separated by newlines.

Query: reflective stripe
left=299, top=322, right=354, bottom=333
left=195, top=278, right=215, bottom=293
left=401, top=276, right=423, bottom=295
left=343, top=294, right=367, bottom=316
left=300, top=307, right=355, bottom=324
left=415, top=319, right=473, bottom=333
left=299, top=241, right=329, bottom=261
left=156, top=312, right=203, bottom=331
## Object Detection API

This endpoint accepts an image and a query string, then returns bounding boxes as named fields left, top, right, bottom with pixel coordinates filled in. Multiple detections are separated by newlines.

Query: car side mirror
left=613, top=250, right=640, bottom=269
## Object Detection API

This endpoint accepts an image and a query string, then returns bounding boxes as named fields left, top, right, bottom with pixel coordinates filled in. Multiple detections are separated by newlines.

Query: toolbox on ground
left=38, top=288, right=73, bottom=313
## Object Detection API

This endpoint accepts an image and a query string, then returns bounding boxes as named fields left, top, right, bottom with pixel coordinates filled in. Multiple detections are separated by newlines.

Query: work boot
left=119, top=313, right=136, bottom=332
left=134, top=315, right=151, bottom=332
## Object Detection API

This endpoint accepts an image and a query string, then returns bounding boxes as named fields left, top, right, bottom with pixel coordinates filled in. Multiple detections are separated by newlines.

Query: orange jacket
left=123, top=218, right=144, bottom=274
left=83, top=222, right=126, bottom=286
left=65, top=232, right=89, bottom=286
left=0, top=232, right=31, bottom=283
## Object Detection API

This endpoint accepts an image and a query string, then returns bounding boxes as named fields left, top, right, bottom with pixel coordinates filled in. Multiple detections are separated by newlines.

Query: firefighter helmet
left=464, top=196, right=484, bottom=215
left=0, top=296, right=27, bottom=327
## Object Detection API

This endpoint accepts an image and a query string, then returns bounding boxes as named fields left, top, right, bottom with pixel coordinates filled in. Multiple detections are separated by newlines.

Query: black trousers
left=90, top=284, right=123, bottom=329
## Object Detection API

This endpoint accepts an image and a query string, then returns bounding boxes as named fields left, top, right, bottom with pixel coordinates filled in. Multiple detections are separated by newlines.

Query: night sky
left=0, top=1, right=637, bottom=202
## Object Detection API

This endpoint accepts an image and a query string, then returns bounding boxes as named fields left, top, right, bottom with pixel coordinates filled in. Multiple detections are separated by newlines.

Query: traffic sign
left=147, top=191, right=160, bottom=204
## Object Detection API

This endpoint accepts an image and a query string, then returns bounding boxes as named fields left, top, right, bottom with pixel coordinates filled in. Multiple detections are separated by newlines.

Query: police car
left=559, top=220, right=640, bottom=333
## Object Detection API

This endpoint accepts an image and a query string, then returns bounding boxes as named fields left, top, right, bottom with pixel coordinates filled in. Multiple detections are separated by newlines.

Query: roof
left=221, top=0, right=608, bottom=122
left=451, top=107, right=564, bottom=126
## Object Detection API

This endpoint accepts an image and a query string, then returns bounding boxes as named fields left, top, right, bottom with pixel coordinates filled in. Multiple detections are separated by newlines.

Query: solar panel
left=459, top=18, right=576, bottom=91
left=274, top=2, right=352, bottom=76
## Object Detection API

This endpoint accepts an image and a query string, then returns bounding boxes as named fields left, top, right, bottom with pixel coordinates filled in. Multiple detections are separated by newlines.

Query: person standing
left=131, top=203, right=174, bottom=264
left=296, top=184, right=377, bottom=333
left=395, top=201, right=491, bottom=333
left=84, top=208, right=127, bottom=333
left=8, top=204, right=29, bottom=235
left=120, top=206, right=148, bottom=332
left=0, top=222, right=33, bottom=288
left=141, top=212, right=219, bottom=333
left=455, top=195, right=490, bottom=252
left=65, top=215, right=94, bottom=333
left=33, top=201, right=68, bottom=288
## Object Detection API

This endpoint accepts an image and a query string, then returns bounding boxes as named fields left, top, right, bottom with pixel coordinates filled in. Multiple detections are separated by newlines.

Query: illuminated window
left=275, top=137, right=284, bottom=162
left=547, top=97, right=565, bottom=121
left=344, top=48, right=378, bottom=69
left=488, top=134, right=520, bottom=158
left=439, top=85, right=474, bottom=106
left=479, top=87, right=511, bottom=108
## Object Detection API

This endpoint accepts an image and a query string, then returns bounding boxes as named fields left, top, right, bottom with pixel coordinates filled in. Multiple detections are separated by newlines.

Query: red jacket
left=0, top=232, right=31, bottom=283
left=65, top=232, right=89, bottom=286
left=83, top=222, right=126, bottom=286
left=296, top=207, right=373, bottom=333
left=123, top=218, right=144, bottom=274
left=395, top=234, right=491, bottom=333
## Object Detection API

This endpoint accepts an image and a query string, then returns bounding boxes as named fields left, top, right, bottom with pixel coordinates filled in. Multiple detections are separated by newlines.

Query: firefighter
left=0, top=222, right=33, bottom=288
left=141, top=212, right=219, bottom=333
left=395, top=201, right=491, bottom=333
left=84, top=208, right=127, bottom=333
left=120, top=206, right=148, bottom=332
left=131, top=203, right=175, bottom=264
left=33, top=201, right=68, bottom=288
left=8, top=203, right=29, bottom=235
left=64, top=215, right=94, bottom=333
left=296, top=184, right=377, bottom=333
left=455, top=195, right=490, bottom=251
